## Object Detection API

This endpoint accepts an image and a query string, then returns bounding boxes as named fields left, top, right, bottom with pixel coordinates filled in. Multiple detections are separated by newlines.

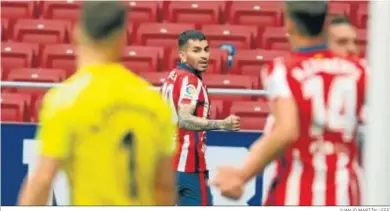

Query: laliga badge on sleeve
left=183, top=84, right=197, bottom=99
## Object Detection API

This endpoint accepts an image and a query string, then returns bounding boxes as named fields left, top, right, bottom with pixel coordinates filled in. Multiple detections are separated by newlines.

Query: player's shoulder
left=261, top=55, right=287, bottom=78
left=41, top=71, right=93, bottom=120
left=169, top=68, right=196, bottom=78
left=166, top=68, right=201, bottom=85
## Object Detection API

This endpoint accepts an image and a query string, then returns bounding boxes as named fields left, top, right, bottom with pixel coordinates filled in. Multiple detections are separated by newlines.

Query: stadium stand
left=136, top=22, right=196, bottom=46
left=230, top=49, right=288, bottom=77
left=230, top=100, right=269, bottom=130
left=2, top=18, right=10, bottom=41
left=126, top=1, right=162, bottom=23
left=228, top=2, right=283, bottom=27
left=201, top=24, right=257, bottom=49
left=262, top=27, right=289, bottom=50
left=5, top=68, right=66, bottom=102
left=328, top=2, right=352, bottom=17
left=0, top=0, right=368, bottom=130
left=0, top=1, right=36, bottom=19
left=122, top=45, right=165, bottom=74
left=1, top=42, right=40, bottom=79
left=41, top=1, right=83, bottom=21
left=14, top=19, right=71, bottom=44
left=356, top=3, right=368, bottom=29
left=1, top=92, right=31, bottom=122
left=41, top=44, right=76, bottom=76
left=165, top=1, right=226, bottom=25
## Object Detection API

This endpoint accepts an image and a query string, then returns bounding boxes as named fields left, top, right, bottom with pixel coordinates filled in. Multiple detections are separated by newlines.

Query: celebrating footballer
left=161, top=30, right=240, bottom=206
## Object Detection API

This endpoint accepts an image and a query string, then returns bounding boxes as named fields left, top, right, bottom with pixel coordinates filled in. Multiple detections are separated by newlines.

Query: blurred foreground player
left=262, top=15, right=362, bottom=202
left=328, top=15, right=359, bottom=56
left=18, top=2, right=175, bottom=205
left=161, top=30, right=240, bottom=206
left=212, top=1, right=367, bottom=205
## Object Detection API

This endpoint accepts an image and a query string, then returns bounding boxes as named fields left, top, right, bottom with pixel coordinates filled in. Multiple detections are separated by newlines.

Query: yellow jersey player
left=17, top=2, right=176, bottom=206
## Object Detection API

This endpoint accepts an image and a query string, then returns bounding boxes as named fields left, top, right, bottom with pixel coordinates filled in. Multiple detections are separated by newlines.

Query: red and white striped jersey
left=261, top=48, right=367, bottom=205
left=161, top=63, right=210, bottom=172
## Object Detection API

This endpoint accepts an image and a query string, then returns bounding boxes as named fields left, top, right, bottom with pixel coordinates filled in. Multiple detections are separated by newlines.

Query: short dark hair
left=285, top=1, right=328, bottom=37
left=330, top=15, right=352, bottom=25
left=178, top=30, right=207, bottom=49
left=81, top=1, right=127, bottom=41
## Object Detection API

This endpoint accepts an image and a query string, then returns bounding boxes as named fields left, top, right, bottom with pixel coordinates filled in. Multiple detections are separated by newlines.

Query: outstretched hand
left=209, top=166, right=244, bottom=200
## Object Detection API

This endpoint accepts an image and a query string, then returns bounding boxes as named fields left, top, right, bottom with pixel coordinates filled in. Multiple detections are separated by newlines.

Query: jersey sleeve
left=35, top=91, right=72, bottom=160
left=262, top=60, right=293, bottom=100
left=178, top=75, right=202, bottom=106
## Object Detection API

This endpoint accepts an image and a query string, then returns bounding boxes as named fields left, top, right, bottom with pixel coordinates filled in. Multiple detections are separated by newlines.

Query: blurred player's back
left=20, top=2, right=176, bottom=206
left=261, top=2, right=367, bottom=205
left=41, top=64, right=173, bottom=205
left=263, top=49, right=366, bottom=205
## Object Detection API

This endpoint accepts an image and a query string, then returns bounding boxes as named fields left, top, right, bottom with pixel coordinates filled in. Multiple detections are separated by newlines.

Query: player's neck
left=77, top=47, right=118, bottom=69
left=291, top=34, right=326, bottom=51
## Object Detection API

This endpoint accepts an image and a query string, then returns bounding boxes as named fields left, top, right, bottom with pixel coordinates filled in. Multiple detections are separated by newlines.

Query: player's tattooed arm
left=178, top=103, right=223, bottom=131
left=178, top=104, right=240, bottom=131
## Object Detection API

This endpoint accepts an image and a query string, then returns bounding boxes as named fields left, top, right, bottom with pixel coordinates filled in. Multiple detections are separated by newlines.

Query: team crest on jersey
left=184, top=84, right=197, bottom=98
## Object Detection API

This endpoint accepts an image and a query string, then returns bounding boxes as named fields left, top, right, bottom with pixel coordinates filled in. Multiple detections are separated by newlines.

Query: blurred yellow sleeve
left=157, top=100, right=177, bottom=157
left=35, top=95, right=72, bottom=160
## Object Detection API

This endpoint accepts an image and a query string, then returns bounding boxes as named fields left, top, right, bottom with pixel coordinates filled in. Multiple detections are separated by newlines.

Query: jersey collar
left=295, top=43, right=328, bottom=53
left=176, top=62, right=202, bottom=79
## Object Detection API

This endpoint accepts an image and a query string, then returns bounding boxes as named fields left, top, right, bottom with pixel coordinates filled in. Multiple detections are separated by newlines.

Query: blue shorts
left=176, top=171, right=213, bottom=206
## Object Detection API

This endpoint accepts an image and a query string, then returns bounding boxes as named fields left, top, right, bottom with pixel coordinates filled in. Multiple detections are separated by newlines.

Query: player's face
left=181, top=39, right=210, bottom=72
left=328, top=24, right=359, bottom=56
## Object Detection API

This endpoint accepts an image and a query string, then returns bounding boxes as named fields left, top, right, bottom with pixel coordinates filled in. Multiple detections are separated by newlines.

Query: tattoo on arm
left=178, top=104, right=224, bottom=131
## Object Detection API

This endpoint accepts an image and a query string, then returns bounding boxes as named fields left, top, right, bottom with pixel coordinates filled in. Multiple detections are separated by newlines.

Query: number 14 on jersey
left=303, top=75, right=358, bottom=142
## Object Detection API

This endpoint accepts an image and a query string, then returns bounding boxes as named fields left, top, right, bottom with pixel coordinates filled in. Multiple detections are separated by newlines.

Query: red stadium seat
left=228, top=2, right=283, bottom=27
left=41, top=1, right=83, bottom=21
left=2, top=18, right=10, bottom=41
left=328, top=2, right=352, bottom=17
left=239, top=117, right=267, bottom=131
left=122, top=45, right=164, bottom=73
left=201, top=24, right=257, bottom=49
left=14, top=19, right=71, bottom=44
left=357, top=29, right=367, bottom=54
left=231, top=99, right=269, bottom=131
left=231, top=49, right=288, bottom=77
left=31, top=95, right=43, bottom=123
left=165, top=1, right=226, bottom=25
left=209, top=99, right=224, bottom=119
left=136, top=23, right=196, bottom=47
left=1, top=42, right=39, bottom=80
left=7, top=68, right=66, bottom=83
left=1, top=92, right=31, bottom=122
left=356, top=4, right=368, bottom=29
left=7, top=68, right=67, bottom=102
left=204, top=74, right=258, bottom=89
left=1, top=1, right=36, bottom=19
left=167, top=48, right=228, bottom=74
left=230, top=100, right=269, bottom=118
left=127, top=22, right=135, bottom=44
left=262, top=27, right=290, bottom=50
left=126, top=1, right=161, bottom=22
left=203, top=74, right=258, bottom=101
left=41, top=44, right=76, bottom=76
left=138, top=72, right=169, bottom=86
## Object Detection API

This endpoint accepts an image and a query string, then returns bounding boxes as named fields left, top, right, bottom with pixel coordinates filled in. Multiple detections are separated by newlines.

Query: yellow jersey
left=36, top=63, right=175, bottom=205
